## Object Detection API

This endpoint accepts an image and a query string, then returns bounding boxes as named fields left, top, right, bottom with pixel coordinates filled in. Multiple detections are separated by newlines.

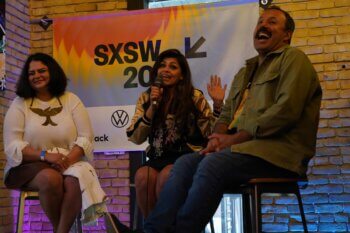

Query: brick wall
left=0, top=0, right=129, bottom=232
left=0, top=1, right=30, bottom=232
left=263, top=0, right=350, bottom=232
left=1, top=0, right=350, bottom=232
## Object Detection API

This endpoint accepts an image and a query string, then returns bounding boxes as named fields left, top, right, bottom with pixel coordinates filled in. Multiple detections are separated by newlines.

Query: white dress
left=3, top=91, right=107, bottom=224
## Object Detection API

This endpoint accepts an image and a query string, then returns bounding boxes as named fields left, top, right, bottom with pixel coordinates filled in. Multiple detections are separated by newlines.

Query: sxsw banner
left=53, top=0, right=258, bottom=152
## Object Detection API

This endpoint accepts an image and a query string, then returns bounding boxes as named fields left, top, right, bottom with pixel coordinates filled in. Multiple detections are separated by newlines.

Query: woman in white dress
left=3, top=53, right=107, bottom=233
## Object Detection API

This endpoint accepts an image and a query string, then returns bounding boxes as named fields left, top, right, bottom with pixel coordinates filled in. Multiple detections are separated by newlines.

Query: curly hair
left=16, top=53, right=67, bottom=98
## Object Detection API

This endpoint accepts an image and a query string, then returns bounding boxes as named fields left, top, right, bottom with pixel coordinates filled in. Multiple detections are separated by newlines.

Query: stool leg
left=248, top=192, right=257, bottom=233
left=209, top=218, right=215, bottom=233
left=133, top=201, right=139, bottom=230
left=200, top=218, right=215, bottom=233
left=295, top=188, right=308, bottom=233
left=242, top=193, right=251, bottom=233
left=76, top=215, right=83, bottom=233
left=16, top=192, right=26, bottom=233
left=250, top=184, right=262, bottom=233
left=70, top=212, right=83, bottom=233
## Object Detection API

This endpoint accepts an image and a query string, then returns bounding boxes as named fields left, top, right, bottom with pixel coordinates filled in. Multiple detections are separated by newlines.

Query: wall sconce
left=30, top=16, right=53, bottom=30
left=259, top=0, right=272, bottom=9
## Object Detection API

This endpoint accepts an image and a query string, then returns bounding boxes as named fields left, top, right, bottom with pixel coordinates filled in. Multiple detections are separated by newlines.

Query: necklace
left=29, top=97, right=63, bottom=126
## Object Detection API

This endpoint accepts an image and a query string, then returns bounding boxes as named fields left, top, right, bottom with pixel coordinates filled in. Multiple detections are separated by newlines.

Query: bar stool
left=16, top=190, right=83, bottom=233
left=227, top=177, right=308, bottom=233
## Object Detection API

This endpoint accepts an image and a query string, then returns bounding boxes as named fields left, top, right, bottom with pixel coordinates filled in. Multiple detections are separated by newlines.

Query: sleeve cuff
left=243, top=123, right=258, bottom=139
left=213, top=103, right=223, bottom=118
left=74, top=137, right=94, bottom=161
left=5, top=141, right=29, bottom=168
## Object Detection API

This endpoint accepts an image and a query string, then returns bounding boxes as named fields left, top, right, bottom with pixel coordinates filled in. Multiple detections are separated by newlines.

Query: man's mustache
left=255, top=27, right=272, bottom=38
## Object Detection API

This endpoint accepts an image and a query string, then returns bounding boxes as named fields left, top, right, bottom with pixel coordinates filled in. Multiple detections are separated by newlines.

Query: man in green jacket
left=112, top=5, right=322, bottom=233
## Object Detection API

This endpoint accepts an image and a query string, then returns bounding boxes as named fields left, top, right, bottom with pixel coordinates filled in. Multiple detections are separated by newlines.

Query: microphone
left=152, top=75, right=163, bottom=106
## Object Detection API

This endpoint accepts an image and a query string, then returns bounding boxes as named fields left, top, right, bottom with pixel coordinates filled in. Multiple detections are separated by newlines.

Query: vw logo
left=111, top=110, right=129, bottom=128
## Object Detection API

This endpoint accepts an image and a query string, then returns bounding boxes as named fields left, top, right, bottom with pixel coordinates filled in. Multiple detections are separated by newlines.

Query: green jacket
left=217, top=45, right=322, bottom=175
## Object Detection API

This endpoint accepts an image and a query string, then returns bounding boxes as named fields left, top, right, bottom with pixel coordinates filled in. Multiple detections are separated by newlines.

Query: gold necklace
left=29, top=97, right=63, bottom=126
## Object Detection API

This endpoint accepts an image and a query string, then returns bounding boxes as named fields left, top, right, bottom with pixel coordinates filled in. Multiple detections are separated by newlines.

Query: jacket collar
left=245, top=44, right=290, bottom=65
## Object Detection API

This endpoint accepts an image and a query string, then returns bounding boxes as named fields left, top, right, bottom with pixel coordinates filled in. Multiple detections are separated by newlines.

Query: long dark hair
left=150, top=49, right=196, bottom=133
left=16, top=53, right=67, bottom=98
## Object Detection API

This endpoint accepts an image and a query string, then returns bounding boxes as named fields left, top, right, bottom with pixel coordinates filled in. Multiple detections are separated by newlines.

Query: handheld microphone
left=152, top=75, right=163, bottom=106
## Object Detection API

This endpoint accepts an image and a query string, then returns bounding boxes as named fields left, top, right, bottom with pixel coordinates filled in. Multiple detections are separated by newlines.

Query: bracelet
left=213, top=103, right=223, bottom=113
left=40, top=150, right=46, bottom=161
left=213, top=101, right=223, bottom=110
left=142, top=115, right=151, bottom=126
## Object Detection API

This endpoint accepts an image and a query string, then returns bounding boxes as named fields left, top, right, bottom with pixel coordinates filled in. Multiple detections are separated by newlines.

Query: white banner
left=54, top=0, right=258, bottom=152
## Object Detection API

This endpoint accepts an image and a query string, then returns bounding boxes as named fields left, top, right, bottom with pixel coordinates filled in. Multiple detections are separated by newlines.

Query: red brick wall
left=1, top=0, right=350, bottom=232
left=0, top=0, right=129, bottom=232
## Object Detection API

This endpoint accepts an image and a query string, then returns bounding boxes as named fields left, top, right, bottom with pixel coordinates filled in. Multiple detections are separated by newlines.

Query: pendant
left=29, top=97, right=63, bottom=126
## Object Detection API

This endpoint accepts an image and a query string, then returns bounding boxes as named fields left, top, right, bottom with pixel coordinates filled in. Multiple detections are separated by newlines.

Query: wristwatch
left=40, top=150, right=46, bottom=161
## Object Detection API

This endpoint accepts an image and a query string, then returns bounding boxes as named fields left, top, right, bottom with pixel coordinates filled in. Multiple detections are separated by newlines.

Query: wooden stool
left=227, top=177, right=308, bottom=233
left=16, top=190, right=83, bottom=233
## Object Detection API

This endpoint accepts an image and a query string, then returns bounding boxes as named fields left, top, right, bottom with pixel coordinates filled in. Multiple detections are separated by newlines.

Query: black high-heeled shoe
left=104, top=212, right=144, bottom=233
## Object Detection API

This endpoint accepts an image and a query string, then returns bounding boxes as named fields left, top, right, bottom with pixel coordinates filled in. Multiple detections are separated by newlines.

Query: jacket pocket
left=249, top=72, right=279, bottom=113
left=254, top=72, right=279, bottom=85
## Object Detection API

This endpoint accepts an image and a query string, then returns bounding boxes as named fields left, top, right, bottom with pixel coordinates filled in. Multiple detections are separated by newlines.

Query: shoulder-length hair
left=150, top=49, right=197, bottom=133
left=16, top=53, right=67, bottom=98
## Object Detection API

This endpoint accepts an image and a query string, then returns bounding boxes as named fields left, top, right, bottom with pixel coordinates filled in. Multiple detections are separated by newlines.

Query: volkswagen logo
left=111, top=110, right=129, bottom=128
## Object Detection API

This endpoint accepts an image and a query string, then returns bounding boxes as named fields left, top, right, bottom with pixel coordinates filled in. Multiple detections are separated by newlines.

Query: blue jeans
left=144, top=149, right=299, bottom=233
